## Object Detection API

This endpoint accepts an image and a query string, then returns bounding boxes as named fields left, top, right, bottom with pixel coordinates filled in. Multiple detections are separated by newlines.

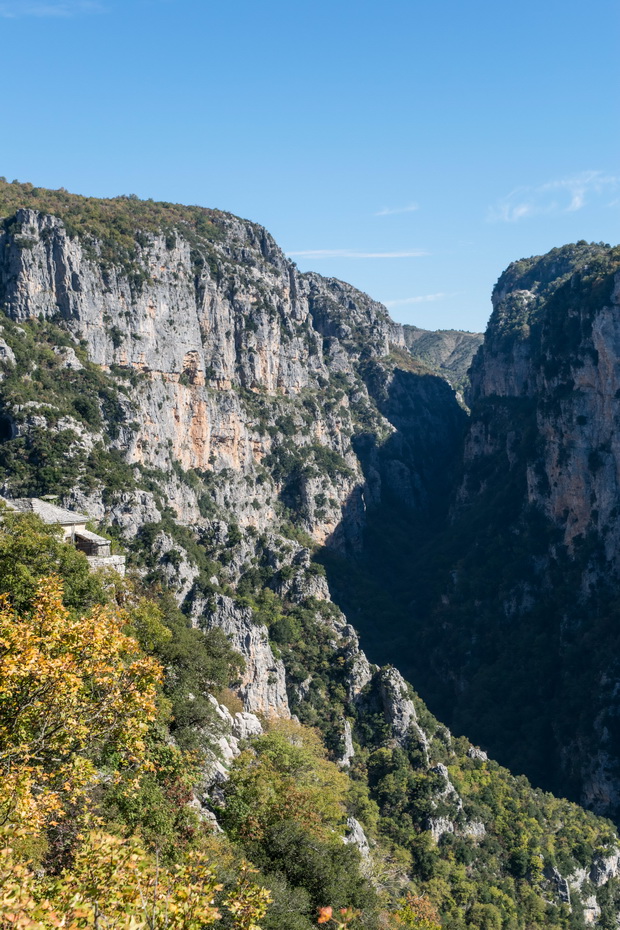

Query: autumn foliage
left=222, top=719, right=349, bottom=843
left=0, top=575, right=161, bottom=831
left=0, top=543, right=440, bottom=929
left=0, top=831, right=272, bottom=930
left=390, top=894, right=442, bottom=929
left=0, top=574, right=271, bottom=930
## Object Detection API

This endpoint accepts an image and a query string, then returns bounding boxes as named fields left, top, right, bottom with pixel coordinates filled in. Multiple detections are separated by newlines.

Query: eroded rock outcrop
left=377, top=666, right=429, bottom=758
left=344, top=817, right=371, bottom=860
left=198, top=594, right=290, bottom=718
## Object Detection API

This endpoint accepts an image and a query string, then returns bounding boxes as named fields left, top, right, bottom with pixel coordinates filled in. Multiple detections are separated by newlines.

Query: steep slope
left=0, top=181, right=619, bottom=927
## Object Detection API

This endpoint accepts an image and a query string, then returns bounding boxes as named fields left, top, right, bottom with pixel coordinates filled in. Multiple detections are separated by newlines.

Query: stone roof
left=74, top=527, right=109, bottom=545
left=1, top=497, right=89, bottom=525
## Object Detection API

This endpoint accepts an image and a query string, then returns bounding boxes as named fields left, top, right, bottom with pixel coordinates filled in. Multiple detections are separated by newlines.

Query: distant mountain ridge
left=403, top=324, right=483, bottom=391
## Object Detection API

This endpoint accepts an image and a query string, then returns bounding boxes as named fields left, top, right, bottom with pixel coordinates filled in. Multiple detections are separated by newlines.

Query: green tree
left=0, top=511, right=105, bottom=613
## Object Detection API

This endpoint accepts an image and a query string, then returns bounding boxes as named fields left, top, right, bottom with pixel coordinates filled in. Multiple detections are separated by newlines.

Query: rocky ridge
left=461, top=243, right=620, bottom=797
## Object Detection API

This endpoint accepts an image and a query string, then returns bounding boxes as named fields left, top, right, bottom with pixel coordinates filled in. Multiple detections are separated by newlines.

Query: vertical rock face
left=0, top=209, right=325, bottom=474
left=417, top=242, right=620, bottom=819
left=466, top=243, right=620, bottom=561
left=0, top=209, right=399, bottom=395
left=338, top=719, right=355, bottom=767
left=0, top=205, right=464, bottom=552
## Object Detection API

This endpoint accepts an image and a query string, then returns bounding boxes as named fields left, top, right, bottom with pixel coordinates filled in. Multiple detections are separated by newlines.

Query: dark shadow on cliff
left=315, top=365, right=468, bottom=692
left=314, top=365, right=620, bottom=821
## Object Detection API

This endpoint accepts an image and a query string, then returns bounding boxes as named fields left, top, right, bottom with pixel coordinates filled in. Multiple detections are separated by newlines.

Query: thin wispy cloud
left=375, top=203, right=419, bottom=216
left=384, top=293, right=448, bottom=307
left=488, top=171, right=620, bottom=223
left=0, top=0, right=103, bottom=17
left=287, top=249, right=428, bottom=259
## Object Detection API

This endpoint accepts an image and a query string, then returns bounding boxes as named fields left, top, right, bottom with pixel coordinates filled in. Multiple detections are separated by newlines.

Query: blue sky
left=1, top=0, right=618, bottom=332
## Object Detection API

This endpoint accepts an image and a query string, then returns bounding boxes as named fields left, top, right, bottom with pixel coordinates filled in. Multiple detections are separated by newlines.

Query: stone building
left=1, top=497, right=126, bottom=575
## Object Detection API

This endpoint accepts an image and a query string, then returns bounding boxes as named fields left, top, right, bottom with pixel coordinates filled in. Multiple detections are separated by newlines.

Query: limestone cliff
left=466, top=242, right=620, bottom=562
left=401, top=242, right=620, bottom=821
left=0, top=186, right=466, bottom=734
left=0, top=203, right=458, bottom=550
